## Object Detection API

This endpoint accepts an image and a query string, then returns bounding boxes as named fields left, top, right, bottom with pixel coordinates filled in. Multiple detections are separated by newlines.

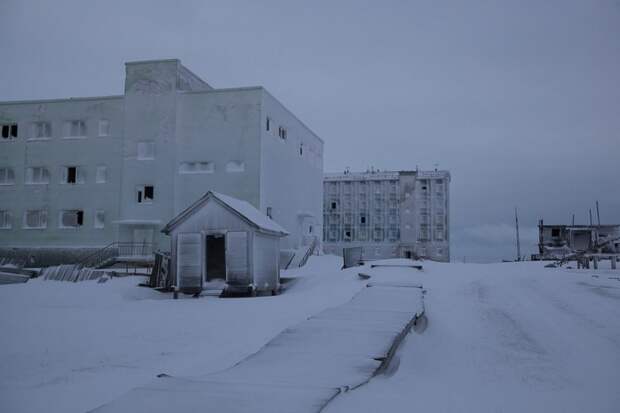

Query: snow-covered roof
left=162, top=191, right=289, bottom=237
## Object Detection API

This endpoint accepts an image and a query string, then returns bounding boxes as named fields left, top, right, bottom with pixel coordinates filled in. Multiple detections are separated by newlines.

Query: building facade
left=0, top=59, right=323, bottom=264
left=322, top=169, right=450, bottom=262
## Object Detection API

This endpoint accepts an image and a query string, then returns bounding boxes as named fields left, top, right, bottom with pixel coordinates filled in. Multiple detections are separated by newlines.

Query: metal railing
left=79, top=242, right=154, bottom=269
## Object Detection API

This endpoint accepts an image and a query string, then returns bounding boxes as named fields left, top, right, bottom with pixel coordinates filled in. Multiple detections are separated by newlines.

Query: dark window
left=331, top=202, right=337, bottom=210
left=137, top=185, right=154, bottom=203
left=76, top=210, right=84, bottom=226
left=266, top=117, right=271, bottom=131
left=266, top=207, right=273, bottom=219
left=551, top=228, right=560, bottom=237
left=67, top=167, right=77, bottom=184
left=360, top=216, right=366, bottom=224
left=2, top=124, right=17, bottom=139
left=299, top=144, right=303, bottom=156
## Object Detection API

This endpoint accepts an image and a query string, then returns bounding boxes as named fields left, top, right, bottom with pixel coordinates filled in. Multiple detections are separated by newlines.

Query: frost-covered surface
left=1, top=257, right=619, bottom=413
left=94, top=281, right=423, bottom=412
left=326, top=261, right=620, bottom=413
left=0, top=256, right=364, bottom=413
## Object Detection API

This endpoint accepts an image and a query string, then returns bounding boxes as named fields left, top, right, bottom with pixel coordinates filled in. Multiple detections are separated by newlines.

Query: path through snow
left=326, top=262, right=620, bottom=413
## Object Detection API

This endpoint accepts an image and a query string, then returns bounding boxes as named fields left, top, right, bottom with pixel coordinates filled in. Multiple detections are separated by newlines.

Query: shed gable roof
left=162, top=191, right=289, bottom=237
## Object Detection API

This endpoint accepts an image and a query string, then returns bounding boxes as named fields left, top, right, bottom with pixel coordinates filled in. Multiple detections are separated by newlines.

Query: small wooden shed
left=161, top=191, right=289, bottom=295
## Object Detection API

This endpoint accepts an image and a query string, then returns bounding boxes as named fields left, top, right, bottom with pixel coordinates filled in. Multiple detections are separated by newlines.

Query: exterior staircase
left=285, top=237, right=318, bottom=269
left=79, top=242, right=155, bottom=269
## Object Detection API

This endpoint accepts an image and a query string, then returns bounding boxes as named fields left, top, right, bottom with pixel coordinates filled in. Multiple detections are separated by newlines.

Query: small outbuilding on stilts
left=162, top=191, right=289, bottom=296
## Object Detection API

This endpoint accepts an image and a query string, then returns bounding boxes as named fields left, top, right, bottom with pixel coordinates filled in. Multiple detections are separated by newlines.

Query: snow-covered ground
left=1, top=256, right=619, bottom=412
left=327, top=261, right=620, bottom=413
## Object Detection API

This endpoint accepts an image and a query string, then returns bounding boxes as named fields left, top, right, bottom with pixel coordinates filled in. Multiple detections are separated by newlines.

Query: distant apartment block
left=0, top=59, right=323, bottom=264
left=323, top=169, right=450, bottom=262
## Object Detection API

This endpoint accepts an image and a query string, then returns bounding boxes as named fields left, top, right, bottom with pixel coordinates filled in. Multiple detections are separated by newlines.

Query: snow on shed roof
left=162, top=191, right=289, bottom=236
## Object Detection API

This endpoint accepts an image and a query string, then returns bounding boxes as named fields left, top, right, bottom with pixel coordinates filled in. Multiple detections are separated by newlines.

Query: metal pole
left=515, top=208, right=521, bottom=262
left=596, top=201, right=601, bottom=226
left=589, top=209, right=593, bottom=226
left=572, top=214, right=575, bottom=226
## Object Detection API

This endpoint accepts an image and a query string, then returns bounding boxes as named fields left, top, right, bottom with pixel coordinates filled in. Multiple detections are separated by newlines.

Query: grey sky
left=2, top=0, right=619, bottom=262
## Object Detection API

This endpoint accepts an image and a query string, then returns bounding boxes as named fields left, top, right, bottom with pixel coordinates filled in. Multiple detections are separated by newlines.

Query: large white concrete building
left=323, top=169, right=450, bottom=262
left=0, top=59, right=323, bottom=265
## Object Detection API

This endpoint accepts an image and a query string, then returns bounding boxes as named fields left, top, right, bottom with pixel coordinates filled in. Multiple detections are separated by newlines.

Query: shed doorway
left=206, top=234, right=226, bottom=281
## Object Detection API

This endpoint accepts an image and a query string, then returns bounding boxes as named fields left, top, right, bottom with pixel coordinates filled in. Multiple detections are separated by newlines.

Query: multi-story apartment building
left=0, top=59, right=323, bottom=264
left=322, top=169, right=450, bottom=262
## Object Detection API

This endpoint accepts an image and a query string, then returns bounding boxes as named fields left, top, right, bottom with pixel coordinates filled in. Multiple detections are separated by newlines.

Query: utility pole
left=589, top=209, right=593, bottom=226
left=515, top=207, right=521, bottom=262
left=596, top=201, right=601, bottom=226
left=571, top=213, right=575, bottom=226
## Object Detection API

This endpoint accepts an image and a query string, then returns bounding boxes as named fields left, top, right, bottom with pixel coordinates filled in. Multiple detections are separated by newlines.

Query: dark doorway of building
left=405, top=251, right=413, bottom=259
left=206, top=234, right=226, bottom=281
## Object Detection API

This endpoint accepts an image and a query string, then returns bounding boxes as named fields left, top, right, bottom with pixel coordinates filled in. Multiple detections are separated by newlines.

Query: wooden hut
left=162, top=191, right=289, bottom=295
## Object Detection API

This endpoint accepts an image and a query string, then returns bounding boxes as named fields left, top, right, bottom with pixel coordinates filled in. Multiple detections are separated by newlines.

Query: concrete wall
left=259, top=90, right=324, bottom=250
left=0, top=96, right=124, bottom=249
left=175, top=88, right=262, bottom=215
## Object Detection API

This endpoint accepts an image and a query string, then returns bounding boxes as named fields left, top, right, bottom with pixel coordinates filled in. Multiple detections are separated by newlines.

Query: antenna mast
left=515, top=207, right=521, bottom=262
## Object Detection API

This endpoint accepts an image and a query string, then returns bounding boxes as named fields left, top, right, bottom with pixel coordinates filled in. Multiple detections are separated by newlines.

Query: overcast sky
left=2, top=0, right=619, bottom=262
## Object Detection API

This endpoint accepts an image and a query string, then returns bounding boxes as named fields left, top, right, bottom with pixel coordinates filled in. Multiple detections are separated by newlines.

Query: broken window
left=62, top=166, right=85, bottom=184
left=25, top=167, right=50, bottom=184
left=94, top=210, right=105, bottom=229
left=137, top=141, right=155, bottom=160
left=0, top=210, right=11, bottom=229
left=23, top=209, right=47, bottom=229
left=343, top=227, right=353, bottom=241
left=226, top=161, right=245, bottom=172
left=65, top=120, right=86, bottom=137
left=98, top=120, right=110, bottom=137
left=1, top=123, right=18, bottom=139
left=31, top=122, right=51, bottom=139
left=0, top=167, right=15, bottom=185
left=137, top=185, right=154, bottom=203
left=60, top=210, right=84, bottom=228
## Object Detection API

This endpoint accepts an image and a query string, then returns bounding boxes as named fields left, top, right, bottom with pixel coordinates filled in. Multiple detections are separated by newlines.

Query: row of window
left=326, top=180, right=400, bottom=194
left=266, top=116, right=318, bottom=160
left=0, top=209, right=105, bottom=230
left=324, top=227, right=401, bottom=243
left=0, top=160, right=247, bottom=186
left=328, top=199, right=400, bottom=210
left=178, top=160, right=246, bottom=174
left=1, top=120, right=111, bottom=141
left=0, top=166, right=108, bottom=185
left=265, top=117, right=287, bottom=140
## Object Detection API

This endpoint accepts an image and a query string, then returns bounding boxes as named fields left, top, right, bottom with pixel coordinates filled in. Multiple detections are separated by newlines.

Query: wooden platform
left=92, top=282, right=424, bottom=413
